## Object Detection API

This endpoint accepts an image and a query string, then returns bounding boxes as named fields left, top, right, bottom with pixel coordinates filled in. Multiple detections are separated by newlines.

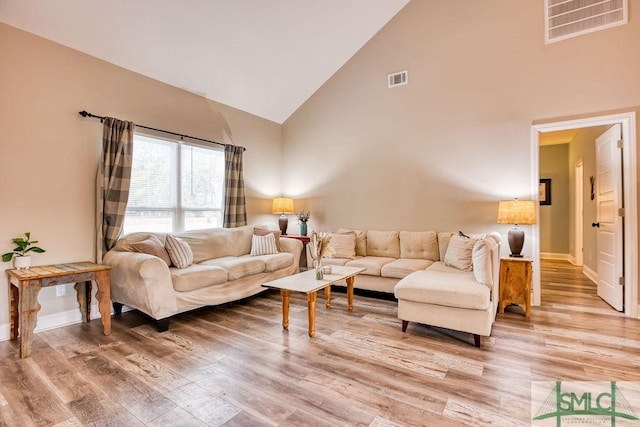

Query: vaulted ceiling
left=0, top=0, right=410, bottom=123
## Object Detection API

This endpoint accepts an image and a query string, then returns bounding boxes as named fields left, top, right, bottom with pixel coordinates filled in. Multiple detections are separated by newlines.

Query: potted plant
left=2, top=232, right=46, bottom=269
left=296, top=210, right=310, bottom=236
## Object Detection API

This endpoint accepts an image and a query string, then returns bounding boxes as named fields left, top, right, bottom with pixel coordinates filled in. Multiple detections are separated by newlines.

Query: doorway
left=531, top=112, right=638, bottom=318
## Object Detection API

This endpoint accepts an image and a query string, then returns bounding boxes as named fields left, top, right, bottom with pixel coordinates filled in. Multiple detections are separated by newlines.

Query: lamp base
left=279, top=214, right=289, bottom=235
left=507, top=226, right=525, bottom=258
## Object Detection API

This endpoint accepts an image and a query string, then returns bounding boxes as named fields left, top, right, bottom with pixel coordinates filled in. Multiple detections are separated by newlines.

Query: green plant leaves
left=2, top=232, right=45, bottom=262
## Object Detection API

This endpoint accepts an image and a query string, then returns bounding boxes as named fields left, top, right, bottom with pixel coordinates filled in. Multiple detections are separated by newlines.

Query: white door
left=594, top=124, right=624, bottom=311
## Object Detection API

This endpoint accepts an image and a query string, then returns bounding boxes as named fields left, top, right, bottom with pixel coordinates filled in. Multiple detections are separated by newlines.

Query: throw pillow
left=444, top=235, right=477, bottom=271
left=329, top=233, right=357, bottom=259
left=472, top=239, right=493, bottom=287
left=337, top=228, right=367, bottom=256
left=250, top=233, right=279, bottom=256
left=165, top=234, right=194, bottom=269
left=254, top=228, right=282, bottom=252
left=131, top=235, right=172, bottom=266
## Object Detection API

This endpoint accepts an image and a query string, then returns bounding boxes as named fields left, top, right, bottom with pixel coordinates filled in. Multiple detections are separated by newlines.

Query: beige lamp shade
left=497, top=199, right=536, bottom=258
left=497, top=200, right=536, bottom=225
left=272, top=197, right=294, bottom=214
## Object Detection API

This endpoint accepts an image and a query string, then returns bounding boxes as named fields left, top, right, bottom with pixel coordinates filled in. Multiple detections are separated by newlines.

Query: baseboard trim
left=540, top=252, right=573, bottom=262
left=583, top=265, right=598, bottom=284
left=0, top=303, right=132, bottom=342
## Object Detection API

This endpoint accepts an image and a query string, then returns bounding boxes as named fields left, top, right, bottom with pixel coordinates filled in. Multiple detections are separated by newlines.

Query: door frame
left=531, top=111, right=638, bottom=318
left=575, top=160, right=584, bottom=267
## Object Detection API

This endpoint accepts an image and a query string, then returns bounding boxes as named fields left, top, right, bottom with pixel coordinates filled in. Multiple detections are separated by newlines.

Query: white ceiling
left=0, top=0, right=410, bottom=123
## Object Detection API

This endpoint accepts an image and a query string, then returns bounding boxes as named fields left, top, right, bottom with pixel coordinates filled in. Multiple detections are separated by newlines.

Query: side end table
left=498, top=257, right=533, bottom=318
left=6, top=261, right=112, bottom=358
left=282, top=234, right=311, bottom=270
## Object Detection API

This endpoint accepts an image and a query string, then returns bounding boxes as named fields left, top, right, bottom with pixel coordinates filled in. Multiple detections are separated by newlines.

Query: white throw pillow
left=472, top=239, right=493, bottom=287
left=444, top=235, right=477, bottom=271
left=254, top=228, right=282, bottom=252
left=165, top=234, right=194, bottom=269
left=329, top=233, right=357, bottom=259
left=250, top=233, right=279, bottom=256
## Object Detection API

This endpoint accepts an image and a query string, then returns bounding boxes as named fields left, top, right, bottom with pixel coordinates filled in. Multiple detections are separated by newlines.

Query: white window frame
left=124, top=132, right=225, bottom=234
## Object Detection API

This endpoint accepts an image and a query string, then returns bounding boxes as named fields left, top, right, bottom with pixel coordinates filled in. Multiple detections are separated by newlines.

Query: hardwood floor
left=1, top=260, right=639, bottom=426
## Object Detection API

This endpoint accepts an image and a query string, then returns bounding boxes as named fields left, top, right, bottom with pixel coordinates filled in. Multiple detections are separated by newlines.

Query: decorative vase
left=14, top=255, right=31, bottom=270
left=315, top=258, right=324, bottom=280
left=300, top=222, right=308, bottom=236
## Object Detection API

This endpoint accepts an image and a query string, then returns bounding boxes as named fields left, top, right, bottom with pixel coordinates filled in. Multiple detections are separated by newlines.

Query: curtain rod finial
left=79, top=110, right=89, bottom=117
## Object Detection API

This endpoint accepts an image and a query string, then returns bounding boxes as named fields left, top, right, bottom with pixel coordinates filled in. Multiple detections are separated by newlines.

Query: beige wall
left=540, top=144, right=570, bottom=255
left=282, top=0, right=640, bottom=260
left=0, top=23, right=282, bottom=331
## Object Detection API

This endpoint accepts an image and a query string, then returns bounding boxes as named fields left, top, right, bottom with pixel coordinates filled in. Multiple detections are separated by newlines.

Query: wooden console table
left=6, top=261, right=112, bottom=358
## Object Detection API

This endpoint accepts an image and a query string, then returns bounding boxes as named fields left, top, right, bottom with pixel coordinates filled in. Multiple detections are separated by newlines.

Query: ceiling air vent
left=545, top=0, right=628, bottom=44
left=388, top=70, right=408, bottom=88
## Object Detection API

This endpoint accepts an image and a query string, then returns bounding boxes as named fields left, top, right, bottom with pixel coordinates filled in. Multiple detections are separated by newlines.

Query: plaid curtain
left=223, top=145, right=247, bottom=227
left=96, top=117, right=134, bottom=261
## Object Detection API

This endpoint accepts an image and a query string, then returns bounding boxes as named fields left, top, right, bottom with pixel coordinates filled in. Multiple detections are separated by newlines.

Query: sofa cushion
left=322, top=257, right=351, bottom=266
left=345, top=256, right=396, bottom=276
left=366, top=231, right=400, bottom=258
left=170, top=264, right=228, bottom=292
left=437, top=232, right=454, bottom=261
left=250, top=233, right=279, bottom=256
left=337, top=229, right=367, bottom=256
left=202, top=256, right=265, bottom=280
left=254, top=228, right=282, bottom=252
left=329, top=233, right=356, bottom=259
left=394, top=268, right=490, bottom=310
left=472, top=238, right=496, bottom=287
left=131, top=235, right=172, bottom=266
left=250, top=252, right=294, bottom=272
left=165, top=234, right=194, bottom=269
left=443, top=235, right=477, bottom=271
left=400, top=231, right=439, bottom=260
left=176, top=225, right=253, bottom=263
left=381, top=258, right=433, bottom=279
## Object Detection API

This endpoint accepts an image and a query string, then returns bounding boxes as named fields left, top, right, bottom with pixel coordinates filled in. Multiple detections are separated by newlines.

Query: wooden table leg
left=280, top=290, right=290, bottom=330
left=346, top=276, right=355, bottom=312
left=307, top=291, right=317, bottom=338
left=74, top=281, right=91, bottom=323
left=93, top=270, right=111, bottom=335
left=19, top=279, right=42, bottom=359
left=8, top=280, right=19, bottom=341
left=324, top=285, right=331, bottom=308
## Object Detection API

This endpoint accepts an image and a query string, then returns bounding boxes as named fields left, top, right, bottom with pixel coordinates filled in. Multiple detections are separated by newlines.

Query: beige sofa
left=308, top=229, right=501, bottom=346
left=103, top=224, right=302, bottom=331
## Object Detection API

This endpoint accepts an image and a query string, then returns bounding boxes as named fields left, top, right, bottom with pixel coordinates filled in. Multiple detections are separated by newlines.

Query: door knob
left=592, top=222, right=600, bottom=228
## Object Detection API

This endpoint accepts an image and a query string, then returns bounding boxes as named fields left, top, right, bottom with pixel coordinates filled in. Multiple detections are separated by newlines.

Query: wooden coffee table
left=262, top=265, right=365, bottom=337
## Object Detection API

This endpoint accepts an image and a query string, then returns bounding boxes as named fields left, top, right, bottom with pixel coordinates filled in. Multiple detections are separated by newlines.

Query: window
left=122, top=134, right=225, bottom=234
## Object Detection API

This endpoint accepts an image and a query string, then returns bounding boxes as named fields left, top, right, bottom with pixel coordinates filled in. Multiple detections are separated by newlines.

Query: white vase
left=14, top=255, right=31, bottom=270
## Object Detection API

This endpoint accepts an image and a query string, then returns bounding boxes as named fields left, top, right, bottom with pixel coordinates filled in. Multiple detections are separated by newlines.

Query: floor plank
left=1, top=260, right=639, bottom=426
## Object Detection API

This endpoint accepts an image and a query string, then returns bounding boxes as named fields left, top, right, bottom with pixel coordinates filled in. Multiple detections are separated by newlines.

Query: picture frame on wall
left=539, top=178, right=551, bottom=205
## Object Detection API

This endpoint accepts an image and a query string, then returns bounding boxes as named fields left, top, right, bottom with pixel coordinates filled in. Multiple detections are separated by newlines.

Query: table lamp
left=272, top=197, right=294, bottom=235
left=497, top=199, right=536, bottom=257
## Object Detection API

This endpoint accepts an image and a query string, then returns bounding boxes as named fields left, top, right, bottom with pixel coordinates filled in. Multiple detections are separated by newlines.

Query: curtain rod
left=78, top=110, right=245, bottom=151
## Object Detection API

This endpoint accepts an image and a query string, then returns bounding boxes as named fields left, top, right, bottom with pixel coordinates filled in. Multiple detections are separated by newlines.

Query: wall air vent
left=545, top=0, right=628, bottom=44
left=387, top=70, right=408, bottom=88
